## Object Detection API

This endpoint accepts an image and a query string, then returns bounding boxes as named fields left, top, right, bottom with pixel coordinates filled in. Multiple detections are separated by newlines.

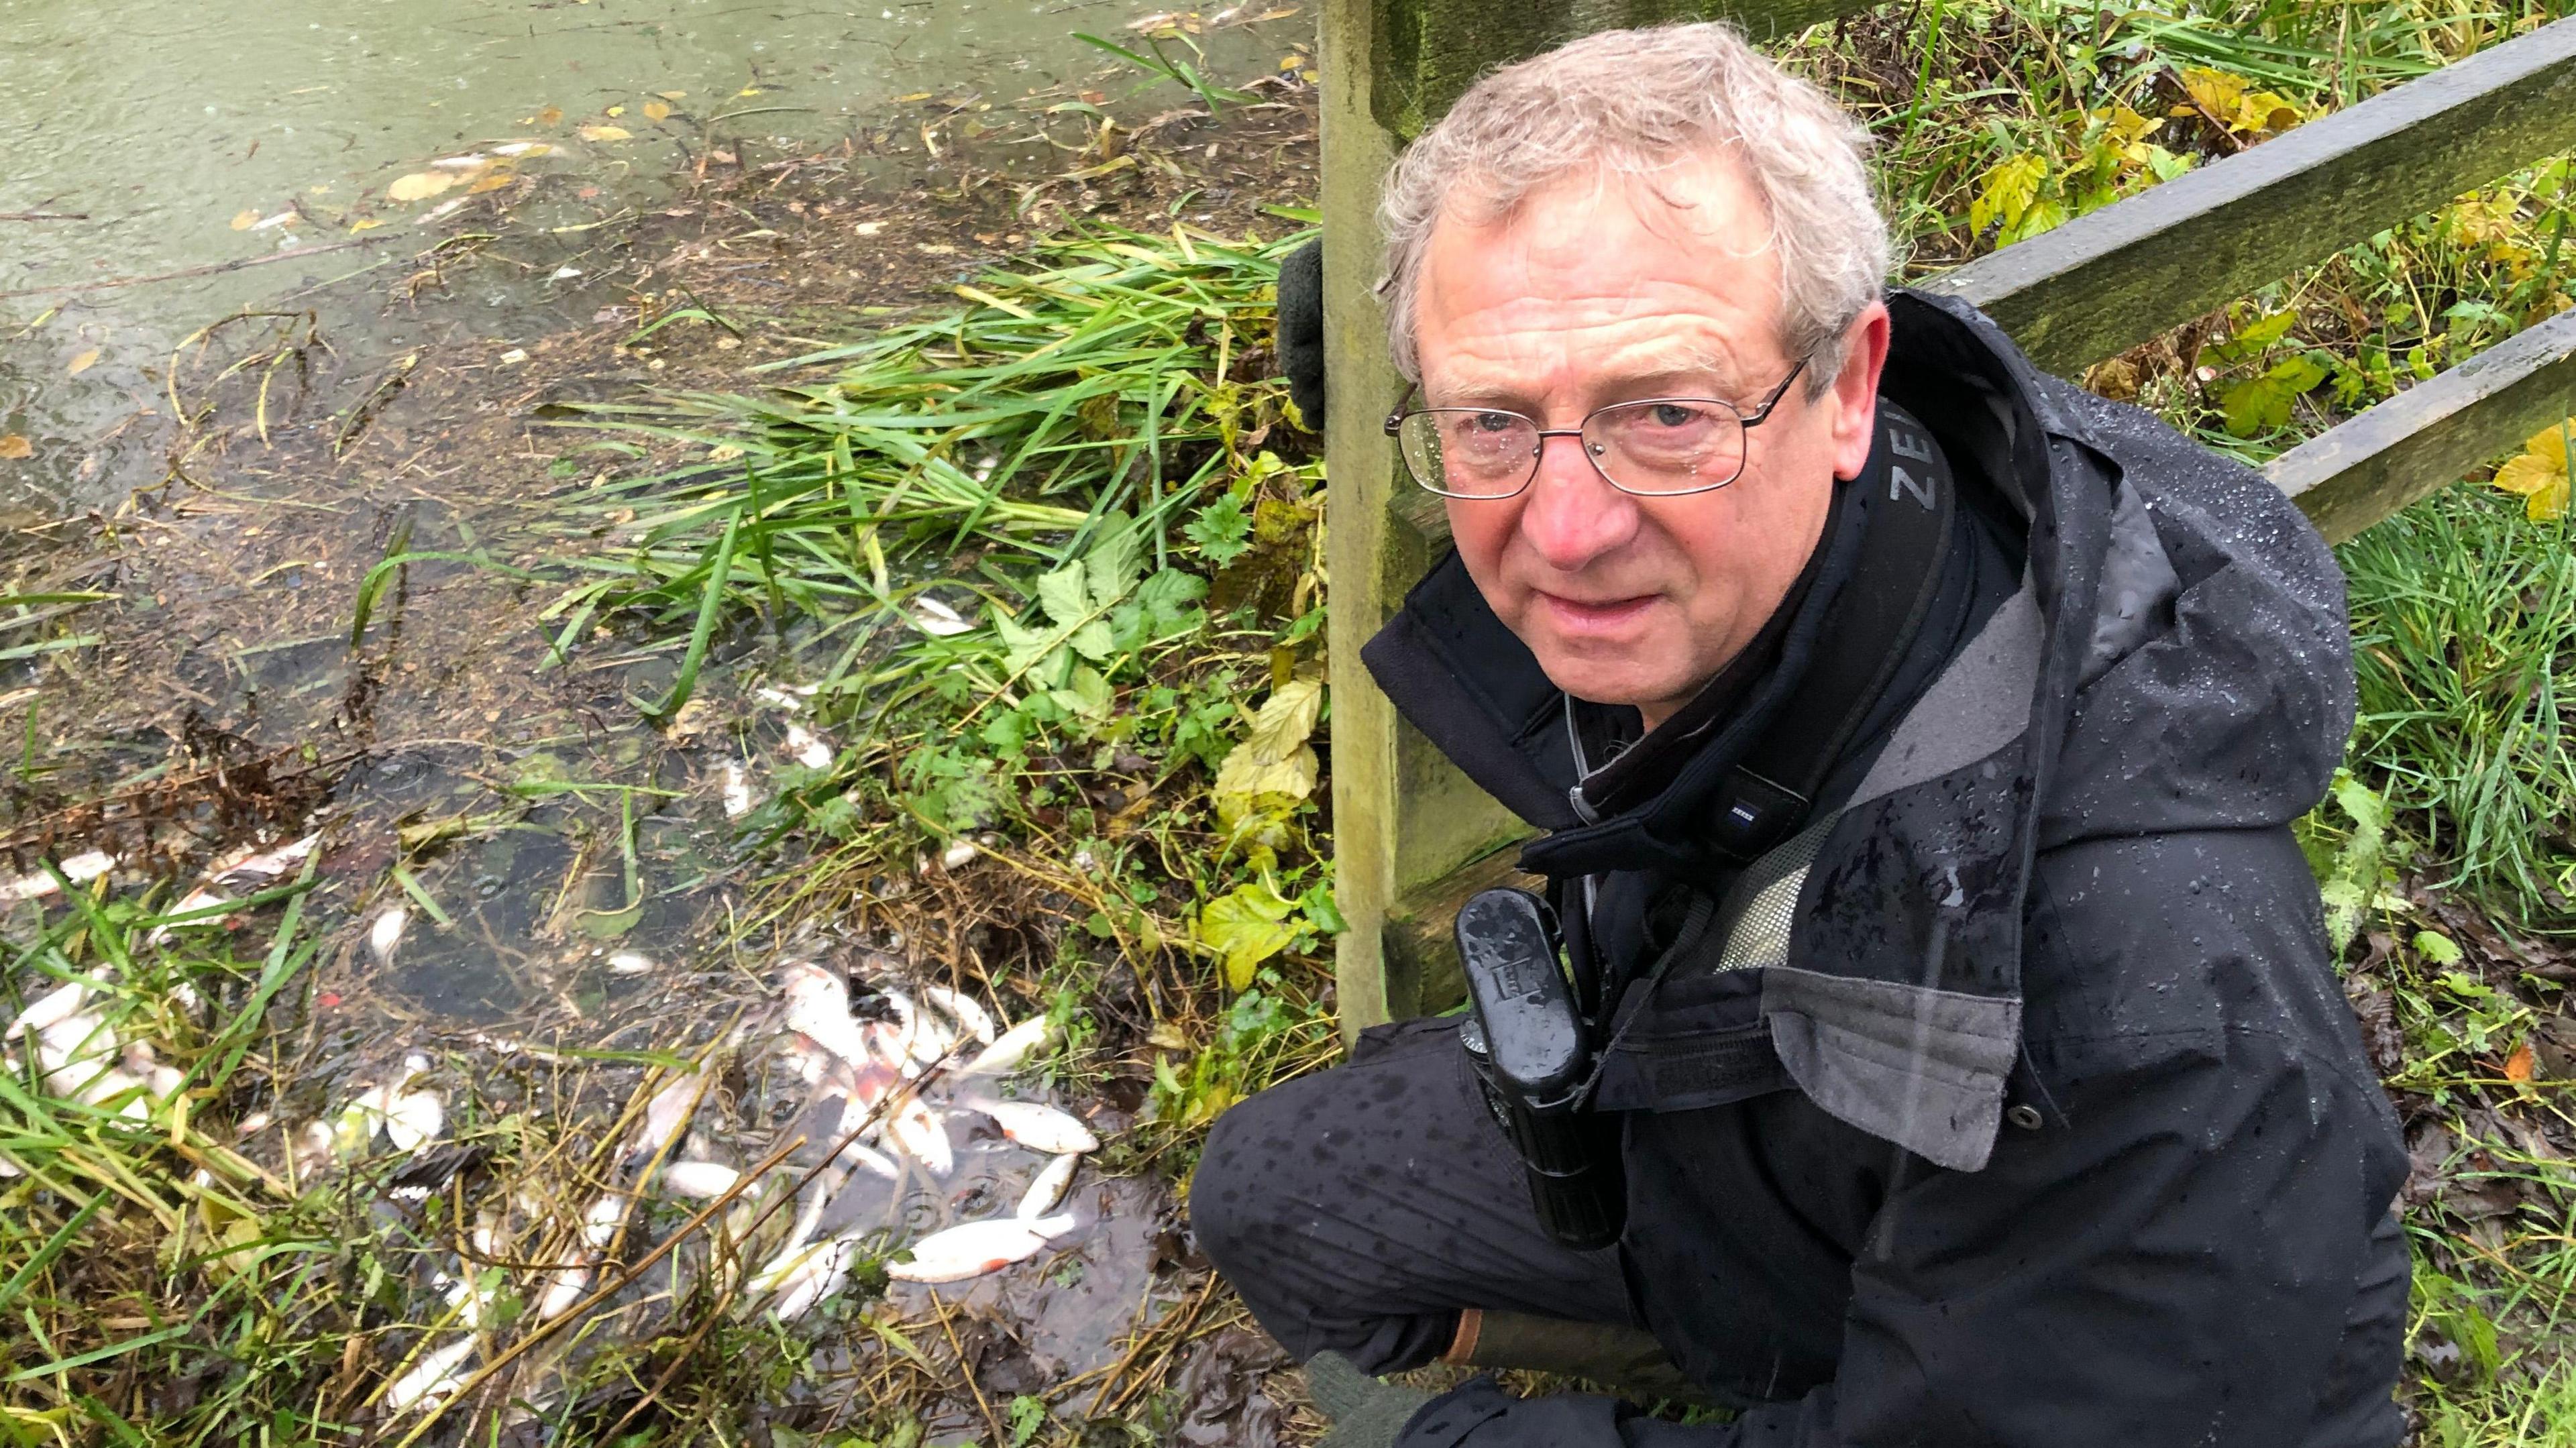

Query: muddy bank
left=3, top=21, right=1323, bottom=1441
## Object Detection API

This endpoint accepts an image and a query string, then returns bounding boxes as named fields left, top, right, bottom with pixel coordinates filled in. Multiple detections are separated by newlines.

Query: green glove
left=1304, top=1351, right=1438, bottom=1448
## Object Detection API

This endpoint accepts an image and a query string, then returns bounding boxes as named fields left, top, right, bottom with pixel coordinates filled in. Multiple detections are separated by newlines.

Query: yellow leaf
left=578, top=123, right=632, bottom=142
left=642, top=100, right=672, bottom=121
left=66, top=348, right=100, bottom=376
left=387, top=171, right=455, bottom=202
left=2173, top=66, right=2247, bottom=123
left=1212, top=679, right=1324, bottom=829
left=2522, top=420, right=2571, bottom=470
left=0, top=435, right=32, bottom=460
left=737, top=86, right=762, bottom=97
left=349, top=217, right=386, bottom=233
left=605, top=104, right=626, bottom=117
left=2098, top=103, right=2157, bottom=144
left=535, top=104, right=564, bottom=125
left=2493, top=451, right=2562, bottom=498
left=230, top=209, right=259, bottom=230
left=468, top=170, right=516, bottom=194
left=1970, top=152, right=2046, bottom=237
left=2529, top=476, right=2571, bottom=522
left=2506, top=1042, right=2537, bottom=1082
left=2235, top=90, right=2302, bottom=133
left=1197, top=882, right=1301, bottom=991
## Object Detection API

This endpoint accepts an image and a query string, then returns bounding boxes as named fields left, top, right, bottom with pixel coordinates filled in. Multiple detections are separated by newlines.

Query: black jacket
left=1359, top=291, right=2410, bottom=1446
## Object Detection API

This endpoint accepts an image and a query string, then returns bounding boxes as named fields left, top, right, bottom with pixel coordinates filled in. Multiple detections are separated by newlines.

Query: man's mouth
left=1534, top=591, right=1656, bottom=634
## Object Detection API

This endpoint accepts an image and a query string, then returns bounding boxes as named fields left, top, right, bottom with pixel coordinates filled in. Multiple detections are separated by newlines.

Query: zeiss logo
left=1728, top=802, right=1761, bottom=827
left=1888, top=429, right=1942, bottom=508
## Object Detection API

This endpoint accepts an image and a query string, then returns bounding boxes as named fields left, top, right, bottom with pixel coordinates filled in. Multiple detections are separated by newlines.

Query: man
left=1191, top=21, right=2410, bottom=1448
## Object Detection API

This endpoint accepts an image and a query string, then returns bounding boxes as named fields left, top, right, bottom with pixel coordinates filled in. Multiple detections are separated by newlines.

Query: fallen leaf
left=853, top=220, right=884, bottom=236
left=605, top=104, right=626, bottom=117
left=468, top=170, right=516, bottom=194
left=535, top=105, right=564, bottom=125
left=0, top=435, right=32, bottom=460
left=656, top=90, right=688, bottom=101
left=578, top=123, right=632, bottom=142
left=738, top=86, right=762, bottom=97
left=2506, top=1043, right=2536, bottom=1083
left=66, top=348, right=100, bottom=376
left=642, top=100, right=672, bottom=121
left=387, top=172, right=455, bottom=203
left=349, top=217, right=386, bottom=233
left=230, top=209, right=259, bottom=230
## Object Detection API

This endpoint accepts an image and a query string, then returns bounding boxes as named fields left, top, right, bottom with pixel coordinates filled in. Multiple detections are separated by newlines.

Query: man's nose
left=1518, top=430, right=1640, bottom=571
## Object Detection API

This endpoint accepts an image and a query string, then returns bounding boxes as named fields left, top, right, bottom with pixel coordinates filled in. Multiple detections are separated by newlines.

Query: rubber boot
left=1449, top=1308, right=1717, bottom=1407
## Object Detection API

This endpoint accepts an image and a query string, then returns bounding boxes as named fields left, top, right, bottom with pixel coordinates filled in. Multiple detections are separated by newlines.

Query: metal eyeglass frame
left=1381, top=355, right=1809, bottom=500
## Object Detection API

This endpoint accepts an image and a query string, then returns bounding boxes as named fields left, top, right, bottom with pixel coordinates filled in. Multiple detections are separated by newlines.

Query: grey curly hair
left=1378, top=21, right=1890, bottom=398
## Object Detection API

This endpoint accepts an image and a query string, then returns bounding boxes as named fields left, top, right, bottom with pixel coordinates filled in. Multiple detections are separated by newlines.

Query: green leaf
left=1198, top=881, right=1301, bottom=991
left=1036, top=561, right=1091, bottom=627
left=1184, top=492, right=1252, bottom=566
left=1069, top=619, right=1118, bottom=661
left=2413, top=930, right=2465, bottom=966
left=1085, top=516, right=1144, bottom=610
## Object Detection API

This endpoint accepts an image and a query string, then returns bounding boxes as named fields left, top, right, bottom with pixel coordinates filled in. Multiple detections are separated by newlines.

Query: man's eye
left=1471, top=411, right=1521, bottom=434
left=1648, top=402, right=1711, bottom=429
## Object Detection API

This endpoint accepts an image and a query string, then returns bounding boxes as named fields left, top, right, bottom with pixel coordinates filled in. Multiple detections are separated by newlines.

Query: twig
left=930, top=1290, right=1012, bottom=1448
left=1104, top=1272, right=1224, bottom=1414
left=0, top=211, right=87, bottom=222
left=0, top=236, right=400, bottom=302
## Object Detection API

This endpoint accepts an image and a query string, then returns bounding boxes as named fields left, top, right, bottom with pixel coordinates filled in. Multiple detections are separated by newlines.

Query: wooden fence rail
left=1324, top=1, right=2576, bottom=1032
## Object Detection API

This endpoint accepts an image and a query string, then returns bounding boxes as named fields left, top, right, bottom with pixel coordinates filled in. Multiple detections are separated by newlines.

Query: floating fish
left=758, top=1232, right=857, bottom=1321
left=887, top=1213, right=1077, bottom=1284
left=920, top=984, right=998, bottom=1045
left=1016, top=1152, right=1081, bottom=1221
left=606, top=950, right=655, bottom=976
left=830, top=1136, right=900, bottom=1180
left=957, top=1016, right=1052, bottom=1078
left=383, top=1335, right=479, bottom=1414
left=956, top=1093, right=1098, bottom=1154
left=147, top=887, right=234, bottom=944
left=880, top=989, right=955, bottom=1068
left=368, top=907, right=408, bottom=966
left=658, top=1160, right=743, bottom=1200
left=0, top=850, right=115, bottom=904
left=884, top=1094, right=953, bottom=1177
left=209, top=832, right=319, bottom=886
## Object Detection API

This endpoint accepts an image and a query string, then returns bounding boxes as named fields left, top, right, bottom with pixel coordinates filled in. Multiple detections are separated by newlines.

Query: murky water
left=0, top=0, right=1281, bottom=508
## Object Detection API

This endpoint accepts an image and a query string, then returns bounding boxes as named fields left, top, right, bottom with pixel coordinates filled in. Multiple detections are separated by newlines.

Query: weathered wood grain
left=1927, top=15, right=2576, bottom=376
left=2267, top=304, right=2576, bottom=543
left=1368, top=0, right=1872, bottom=138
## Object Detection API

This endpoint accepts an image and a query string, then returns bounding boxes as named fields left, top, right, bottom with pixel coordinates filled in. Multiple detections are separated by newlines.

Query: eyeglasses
left=1383, top=357, right=1809, bottom=500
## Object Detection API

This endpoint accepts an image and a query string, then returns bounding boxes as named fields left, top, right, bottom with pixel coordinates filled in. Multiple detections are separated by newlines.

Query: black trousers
left=1189, top=1017, right=1645, bottom=1374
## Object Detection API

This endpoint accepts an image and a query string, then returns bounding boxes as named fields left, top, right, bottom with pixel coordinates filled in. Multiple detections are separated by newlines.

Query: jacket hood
left=1360, top=288, right=2356, bottom=1170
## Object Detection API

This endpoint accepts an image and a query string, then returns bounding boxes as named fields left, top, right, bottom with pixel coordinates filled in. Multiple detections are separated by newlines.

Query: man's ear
left=1827, top=301, right=1893, bottom=481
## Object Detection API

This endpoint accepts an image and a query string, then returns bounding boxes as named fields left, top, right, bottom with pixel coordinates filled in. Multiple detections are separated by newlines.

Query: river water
left=1, top=0, right=1281, bottom=510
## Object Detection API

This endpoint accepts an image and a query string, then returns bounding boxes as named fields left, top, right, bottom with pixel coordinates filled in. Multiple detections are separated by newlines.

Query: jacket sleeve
left=1400, top=834, right=2409, bottom=1448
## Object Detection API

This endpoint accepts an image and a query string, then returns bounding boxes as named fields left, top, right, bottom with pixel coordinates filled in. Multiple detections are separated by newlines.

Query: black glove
left=1277, top=237, right=1326, bottom=432
left=1305, top=1350, right=1437, bottom=1447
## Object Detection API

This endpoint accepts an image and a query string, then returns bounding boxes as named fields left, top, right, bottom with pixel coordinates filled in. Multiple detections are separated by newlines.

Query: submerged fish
left=887, top=1213, right=1077, bottom=1284
left=759, top=1232, right=857, bottom=1321
left=629, top=1066, right=708, bottom=1164
left=956, top=1093, right=1098, bottom=1154
left=6, top=977, right=91, bottom=1045
left=658, top=1160, right=745, bottom=1201
left=780, top=962, right=881, bottom=1074
left=1016, top=1152, right=1081, bottom=1220
left=883, top=1094, right=953, bottom=1177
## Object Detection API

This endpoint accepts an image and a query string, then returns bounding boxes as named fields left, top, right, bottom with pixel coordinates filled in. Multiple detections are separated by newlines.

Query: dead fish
left=629, top=1067, right=708, bottom=1164
left=384, top=1090, right=444, bottom=1154
left=209, top=832, right=319, bottom=886
left=368, top=907, right=408, bottom=966
left=606, top=950, right=655, bottom=976
left=7, top=977, right=91, bottom=1044
left=939, top=839, right=977, bottom=871
left=957, top=1015, right=1053, bottom=1078
left=721, top=763, right=753, bottom=818
left=884, top=1094, right=953, bottom=1177
left=533, top=1194, right=631, bottom=1321
left=1016, top=1152, right=1081, bottom=1220
left=780, top=962, right=880, bottom=1074
left=784, top=724, right=833, bottom=770
left=830, top=1135, right=900, bottom=1180
left=880, top=989, right=955, bottom=1068
left=757, top=1232, right=857, bottom=1321
left=907, top=596, right=975, bottom=636
left=383, top=1335, right=479, bottom=1415
left=921, top=985, right=997, bottom=1045
left=658, top=1160, right=743, bottom=1200
left=956, top=1093, right=1098, bottom=1154
left=886, top=1213, right=1077, bottom=1284
left=1, top=850, right=115, bottom=903
left=147, top=887, right=235, bottom=944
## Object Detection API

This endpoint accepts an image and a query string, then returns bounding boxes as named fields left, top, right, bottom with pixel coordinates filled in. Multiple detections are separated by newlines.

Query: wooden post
left=1322, top=0, right=1876, bottom=1036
